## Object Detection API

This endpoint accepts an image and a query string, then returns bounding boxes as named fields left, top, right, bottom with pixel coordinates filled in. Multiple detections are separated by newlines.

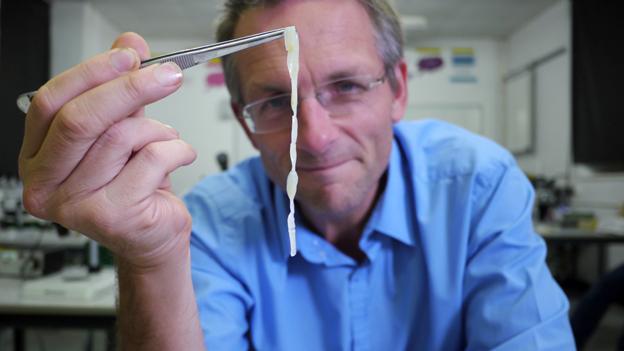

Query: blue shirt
left=185, top=119, right=575, bottom=350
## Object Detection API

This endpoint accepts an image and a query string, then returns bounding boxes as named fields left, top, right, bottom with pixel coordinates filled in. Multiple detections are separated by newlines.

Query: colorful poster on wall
left=415, top=47, right=444, bottom=73
left=450, top=47, right=477, bottom=83
left=205, top=58, right=225, bottom=89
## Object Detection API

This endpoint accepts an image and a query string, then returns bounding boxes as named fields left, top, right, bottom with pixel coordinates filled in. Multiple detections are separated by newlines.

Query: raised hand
left=19, top=32, right=197, bottom=269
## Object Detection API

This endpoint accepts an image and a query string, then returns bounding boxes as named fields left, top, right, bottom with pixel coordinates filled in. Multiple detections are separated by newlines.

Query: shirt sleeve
left=462, top=164, right=576, bottom=351
left=190, top=239, right=253, bottom=350
left=186, top=191, right=254, bottom=351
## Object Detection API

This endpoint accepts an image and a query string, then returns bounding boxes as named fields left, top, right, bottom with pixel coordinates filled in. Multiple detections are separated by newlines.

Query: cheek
left=348, top=105, right=396, bottom=159
left=255, top=136, right=291, bottom=181
left=362, top=126, right=393, bottom=170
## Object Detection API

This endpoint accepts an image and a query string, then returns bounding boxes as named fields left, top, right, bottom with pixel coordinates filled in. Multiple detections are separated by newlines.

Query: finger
left=158, top=175, right=173, bottom=192
left=33, top=62, right=183, bottom=185
left=107, top=139, right=196, bottom=205
left=112, top=32, right=151, bottom=60
left=112, top=32, right=151, bottom=117
left=21, top=47, right=141, bottom=159
left=62, top=117, right=179, bottom=195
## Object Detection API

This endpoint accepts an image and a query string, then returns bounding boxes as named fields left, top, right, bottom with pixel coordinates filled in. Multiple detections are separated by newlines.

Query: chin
left=297, top=183, right=362, bottom=215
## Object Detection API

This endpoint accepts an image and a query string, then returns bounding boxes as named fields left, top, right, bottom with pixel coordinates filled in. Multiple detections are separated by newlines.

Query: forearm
left=116, top=242, right=204, bottom=351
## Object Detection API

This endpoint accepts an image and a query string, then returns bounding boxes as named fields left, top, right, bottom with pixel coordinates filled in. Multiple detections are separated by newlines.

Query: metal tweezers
left=16, top=27, right=287, bottom=114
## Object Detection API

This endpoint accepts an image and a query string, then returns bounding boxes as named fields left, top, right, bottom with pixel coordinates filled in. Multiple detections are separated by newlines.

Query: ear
left=390, top=59, right=408, bottom=123
left=231, top=101, right=259, bottom=150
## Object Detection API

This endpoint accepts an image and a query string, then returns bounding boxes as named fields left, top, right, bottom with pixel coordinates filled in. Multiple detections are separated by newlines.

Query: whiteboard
left=404, top=103, right=484, bottom=135
left=503, top=71, right=533, bottom=154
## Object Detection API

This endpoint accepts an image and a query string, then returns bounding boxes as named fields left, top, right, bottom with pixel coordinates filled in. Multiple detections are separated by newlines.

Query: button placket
left=348, top=266, right=370, bottom=351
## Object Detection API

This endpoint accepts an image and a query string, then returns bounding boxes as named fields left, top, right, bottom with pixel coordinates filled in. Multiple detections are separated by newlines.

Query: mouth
left=297, top=160, right=350, bottom=173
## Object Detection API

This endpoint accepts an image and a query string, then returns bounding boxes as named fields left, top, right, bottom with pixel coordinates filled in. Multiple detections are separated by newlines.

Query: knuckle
left=139, top=205, right=161, bottom=233
left=141, top=143, right=164, bottom=164
left=99, top=121, right=131, bottom=149
left=22, top=185, right=48, bottom=219
left=121, top=73, right=144, bottom=103
left=179, top=140, right=197, bottom=161
left=30, top=85, right=57, bottom=117
left=56, top=101, right=94, bottom=142
left=76, top=61, right=100, bottom=87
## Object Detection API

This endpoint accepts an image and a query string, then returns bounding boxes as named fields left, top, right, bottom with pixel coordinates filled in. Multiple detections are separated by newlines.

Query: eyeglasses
left=241, top=74, right=386, bottom=134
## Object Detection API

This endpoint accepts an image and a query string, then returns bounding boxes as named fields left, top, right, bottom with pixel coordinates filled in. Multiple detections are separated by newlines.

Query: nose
left=296, top=96, right=338, bottom=155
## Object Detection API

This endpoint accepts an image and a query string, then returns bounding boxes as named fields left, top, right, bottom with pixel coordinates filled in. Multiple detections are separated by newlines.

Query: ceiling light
left=400, top=15, right=428, bottom=31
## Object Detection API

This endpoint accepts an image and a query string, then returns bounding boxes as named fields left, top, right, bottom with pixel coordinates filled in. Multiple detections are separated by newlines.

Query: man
left=18, top=0, right=575, bottom=349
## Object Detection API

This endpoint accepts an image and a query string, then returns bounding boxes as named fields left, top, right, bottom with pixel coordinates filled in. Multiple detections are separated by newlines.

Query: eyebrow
left=244, top=67, right=375, bottom=101
left=245, top=82, right=289, bottom=102
left=325, top=69, right=363, bottom=82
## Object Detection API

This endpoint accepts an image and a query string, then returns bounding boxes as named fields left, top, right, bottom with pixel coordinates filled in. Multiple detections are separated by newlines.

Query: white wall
left=145, top=38, right=257, bottom=195
left=503, top=0, right=571, bottom=178
left=404, top=39, right=503, bottom=142
left=51, top=1, right=119, bottom=75
left=504, top=0, right=624, bottom=270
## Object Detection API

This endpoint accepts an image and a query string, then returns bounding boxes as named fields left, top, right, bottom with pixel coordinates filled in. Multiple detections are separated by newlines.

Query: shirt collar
left=364, top=137, right=417, bottom=247
left=273, top=136, right=417, bottom=263
left=272, top=183, right=295, bottom=260
left=273, top=185, right=355, bottom=266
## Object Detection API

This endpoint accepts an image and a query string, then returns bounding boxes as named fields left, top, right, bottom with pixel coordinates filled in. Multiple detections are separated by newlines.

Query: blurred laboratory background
left=1, top=0, right=623, bottom=350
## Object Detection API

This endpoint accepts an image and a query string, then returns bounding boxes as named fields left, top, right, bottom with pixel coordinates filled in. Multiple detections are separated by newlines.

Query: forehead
left=232, top=0, right=382, bottom=98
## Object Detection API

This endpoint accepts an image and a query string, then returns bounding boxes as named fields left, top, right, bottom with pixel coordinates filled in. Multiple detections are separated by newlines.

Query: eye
left=261, top=95, right=289, bottom=110
left=266, top=95, right=290, bottom=109
left=256, top=94, right=291, bottom=119
left=331, top=79, right=366, bottom=95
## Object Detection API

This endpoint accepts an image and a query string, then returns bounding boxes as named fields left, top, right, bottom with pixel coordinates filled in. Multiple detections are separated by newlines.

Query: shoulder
left=184, top=157, right=274, bottom=253
left=184, top=156, right=266, bottom=220
left=185, top=157, right=287, bottom=287
left=394, top=119, right=517, bottom=186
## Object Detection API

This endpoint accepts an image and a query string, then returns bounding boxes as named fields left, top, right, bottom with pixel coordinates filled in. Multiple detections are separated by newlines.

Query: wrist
left=116, top=230, right=203, bottom=350
left=116, top=227, right=191, bottom=275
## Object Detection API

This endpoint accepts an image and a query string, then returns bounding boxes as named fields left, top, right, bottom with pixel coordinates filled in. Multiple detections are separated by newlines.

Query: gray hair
left=216, top=0, right=404, bottom=104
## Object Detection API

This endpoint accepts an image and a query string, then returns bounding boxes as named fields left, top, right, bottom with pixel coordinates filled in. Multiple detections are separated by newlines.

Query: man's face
left=232, top=0, right=407, bottom=218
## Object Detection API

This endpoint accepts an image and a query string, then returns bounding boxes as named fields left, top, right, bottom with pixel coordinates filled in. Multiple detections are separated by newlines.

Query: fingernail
left=163, top=123, right=179, bottom=137
left=154, top=62, right=183, bottom=86
left=110, top=48, right=137, bottom=73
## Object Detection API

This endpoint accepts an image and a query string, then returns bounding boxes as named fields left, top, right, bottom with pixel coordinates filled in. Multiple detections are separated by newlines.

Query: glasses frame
left=239, top=74, right=386, bottom=134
